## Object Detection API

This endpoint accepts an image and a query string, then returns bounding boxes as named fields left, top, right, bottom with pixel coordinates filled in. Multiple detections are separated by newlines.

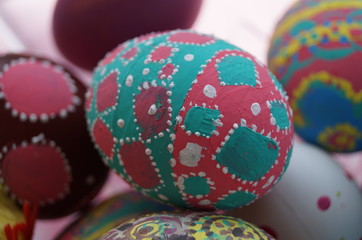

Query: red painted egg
left=52, top=0, right=203, bottom=70
left=0, top=53, right=109, bottom=219
left=86, top=30, right=294, bottom=210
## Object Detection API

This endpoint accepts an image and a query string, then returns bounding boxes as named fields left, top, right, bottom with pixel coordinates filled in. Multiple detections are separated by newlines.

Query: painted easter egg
left=0, top=53, right=109, bottom=219
left=268, top=0, right=362, bottom=152
left=52, top=0, right=203, bottom=70
left=99, top=212, right=275, bottom=240
left=56, top=191, right=174, bottom=240
left=0, top=185, right=24, bottom=240
left=86, top=30, right=294, bottom=210
left=226, top=142, right=362, bottom=240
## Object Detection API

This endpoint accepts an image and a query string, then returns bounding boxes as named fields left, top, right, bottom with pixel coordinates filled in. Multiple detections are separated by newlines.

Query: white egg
left=227, top=141, right=362, bottom=240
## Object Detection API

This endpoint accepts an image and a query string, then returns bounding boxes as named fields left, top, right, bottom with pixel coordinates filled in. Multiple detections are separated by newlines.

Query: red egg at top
left=52, top=0, right=203, bottom=71
left=0, top=53, right=109, bottom=219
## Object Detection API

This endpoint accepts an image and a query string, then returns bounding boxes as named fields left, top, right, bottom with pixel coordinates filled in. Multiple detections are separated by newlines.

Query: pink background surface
left=0, top=0, right=361, bottom=239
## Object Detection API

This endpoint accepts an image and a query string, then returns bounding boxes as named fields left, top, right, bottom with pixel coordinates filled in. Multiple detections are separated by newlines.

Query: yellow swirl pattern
left=318, top=123, right=362, bottom=151
left=270, top=21, right=362, bottom=68
left=100, top=212, right=274, bottom=240
left=272, top=1, right=362, bottom=39
left=189, top=215, right=271, bottom=239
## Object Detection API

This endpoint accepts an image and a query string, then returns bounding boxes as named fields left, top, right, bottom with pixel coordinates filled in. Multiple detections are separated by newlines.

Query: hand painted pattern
left=99, top=212, right=274, bottom=240
left=268, top=0, right=362, bottom=152
left=87, top=30, right=294, bottom=210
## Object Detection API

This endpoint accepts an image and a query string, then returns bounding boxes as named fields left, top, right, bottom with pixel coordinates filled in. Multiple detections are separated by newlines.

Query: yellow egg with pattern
left=99, top=212, right=275, bottom=240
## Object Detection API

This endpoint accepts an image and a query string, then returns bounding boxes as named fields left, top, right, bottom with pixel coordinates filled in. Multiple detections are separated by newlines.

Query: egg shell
left=0, top=53, right=109, bottom=219
left=226, top=142, right=362, bottom=240
left=268, top=0, right=362, bottom=152
left=0, top=185, right=24, bottom=240
left=86, top=29, right=294, bottom=210
left=99, top=211, right=275, bottom=240
left=56, top=191, right=174, bottom=240
left=52, top=0, right=203, bottom=70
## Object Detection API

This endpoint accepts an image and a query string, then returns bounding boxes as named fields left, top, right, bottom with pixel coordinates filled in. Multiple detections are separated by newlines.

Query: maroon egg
left=52, top=0, right=203, bottom=71
left=0, top=53, right=108, bottom=219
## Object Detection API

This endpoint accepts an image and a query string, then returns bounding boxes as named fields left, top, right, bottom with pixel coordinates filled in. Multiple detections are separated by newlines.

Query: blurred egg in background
left=268, top=0, right=362, bottom=152
left=52, top=0, right=204, bottom=70
left=227, top=142, right=362, bottom=240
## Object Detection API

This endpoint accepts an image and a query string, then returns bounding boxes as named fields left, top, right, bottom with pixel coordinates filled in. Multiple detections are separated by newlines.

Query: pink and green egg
left=268, top=0, right=362, bottom=152
left=86, top=30, right=294, bottom=210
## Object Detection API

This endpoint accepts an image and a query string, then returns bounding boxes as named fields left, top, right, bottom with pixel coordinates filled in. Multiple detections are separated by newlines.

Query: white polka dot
left=142, top=82, right=150, bottom=89
left=126, top=75, right=133, bottom=87
left=251, top=102, right=261, bottom=116
left=31, top=133, right=45, bottom=143
left=177, top=176, right=185, bottom=190
left=167, top=144, right=174, bottom=152
left=240, top=118, right=247, bottom=126
left=270, top=117, right=276, bottom=125
left=176, top=115, right=183, bottom=124
left=184, top=54, right=194, bottom=61
left=169, top=158, right=176, bottom=167
left=148, top=104, right=157, bottom=115
left=117, top=119, right=125, bottom=128
left=143, top=68, right=150, bottom=75
left=29, top=114, right=37, bottom=122
left=145, top=148, right=152, bottom=155
left=199, top=199, right=211, bottom=206
left=158, top=194, right=168, bottom=201
left=262, top=175, right=275, bottom=189
left=266, top=101, right=272, bottom=109
left=203, top=85, right=217, bottom=98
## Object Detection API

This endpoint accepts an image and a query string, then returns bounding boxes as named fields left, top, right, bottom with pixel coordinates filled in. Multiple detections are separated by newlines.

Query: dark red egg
left=52, top=0, right=203, bottom=71
left=0, top=53, right=108, bottom=219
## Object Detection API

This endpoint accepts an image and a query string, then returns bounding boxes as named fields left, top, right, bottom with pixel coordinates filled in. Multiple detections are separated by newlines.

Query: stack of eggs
left=2, top=0, right=362, bottom=239
left=81, top=0, right=361, bottom=239
left=51, top=0, right=293, bottom=238
left=0, top=0, right=207, bottom=239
